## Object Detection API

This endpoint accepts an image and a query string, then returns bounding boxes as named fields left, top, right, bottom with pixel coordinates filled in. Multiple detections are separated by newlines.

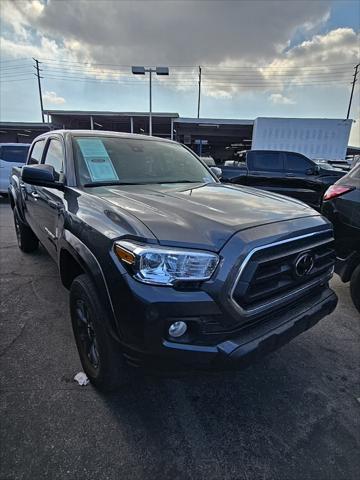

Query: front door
left=282, top=152, right=322, bottom=208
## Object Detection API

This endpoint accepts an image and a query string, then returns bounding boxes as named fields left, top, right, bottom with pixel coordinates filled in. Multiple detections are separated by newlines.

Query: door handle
left=285, top=173, right=295, bottom=177
left=31, top=192, right=40, bottom=199
left=48, top=200, right=62, bottom=210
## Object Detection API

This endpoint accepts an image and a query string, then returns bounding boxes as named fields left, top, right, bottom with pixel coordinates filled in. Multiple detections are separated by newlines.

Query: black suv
left=322, top=163, right=360, bottom=312
left=9, top=131, right=337, bottom=390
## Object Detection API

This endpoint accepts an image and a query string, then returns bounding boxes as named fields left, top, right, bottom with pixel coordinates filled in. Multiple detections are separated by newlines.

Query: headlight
left=114, top=241, right=219, bottom=286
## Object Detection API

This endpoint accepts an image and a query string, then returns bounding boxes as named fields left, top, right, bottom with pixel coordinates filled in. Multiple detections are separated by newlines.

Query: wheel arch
left=59, top=231, right=121, bottom=340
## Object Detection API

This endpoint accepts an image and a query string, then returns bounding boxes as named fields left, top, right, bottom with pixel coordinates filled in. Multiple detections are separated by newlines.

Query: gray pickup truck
left=9, top=130, right=338, bottom=391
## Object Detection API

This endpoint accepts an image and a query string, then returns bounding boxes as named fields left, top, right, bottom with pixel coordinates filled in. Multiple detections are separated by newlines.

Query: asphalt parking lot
left=0, top=197, right=359, bottom=480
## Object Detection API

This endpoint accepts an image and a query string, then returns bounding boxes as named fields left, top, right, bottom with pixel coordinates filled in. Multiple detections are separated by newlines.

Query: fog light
left=168, top=321, right=187, bottom=338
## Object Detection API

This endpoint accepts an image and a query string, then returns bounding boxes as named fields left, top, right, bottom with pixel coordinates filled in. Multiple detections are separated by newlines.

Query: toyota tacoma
left=9, top=131, right=338, bottom=390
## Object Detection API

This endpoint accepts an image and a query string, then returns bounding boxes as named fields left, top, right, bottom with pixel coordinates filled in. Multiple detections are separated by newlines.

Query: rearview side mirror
left=210, top=166, right=222, bottom=179
left=21, top=164, right=63, bottom=189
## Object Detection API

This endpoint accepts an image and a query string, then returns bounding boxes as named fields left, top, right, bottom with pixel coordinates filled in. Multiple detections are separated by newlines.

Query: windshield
left=0, top=145, right=29, bottom=163
left=73, top=136, right=216, bottom=186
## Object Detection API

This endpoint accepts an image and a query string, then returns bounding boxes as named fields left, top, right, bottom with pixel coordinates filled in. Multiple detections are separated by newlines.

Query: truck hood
left=87, top=183, right=319, bottom=251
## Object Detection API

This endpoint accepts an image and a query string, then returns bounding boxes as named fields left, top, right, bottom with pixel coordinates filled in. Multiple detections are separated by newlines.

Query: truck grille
left=231, top=231, right=335, bottom=314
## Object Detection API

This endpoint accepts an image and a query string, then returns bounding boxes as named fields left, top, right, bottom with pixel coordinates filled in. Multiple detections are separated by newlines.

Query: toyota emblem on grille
left=294, top=252, right=314, bottom=277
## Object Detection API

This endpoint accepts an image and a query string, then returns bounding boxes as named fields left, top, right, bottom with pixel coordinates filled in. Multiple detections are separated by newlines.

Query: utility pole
left=347, top=63, right=359, bottom=119
left=33, top=58, right=44, bottom=123
left=197, top=66, right=202, bottom=118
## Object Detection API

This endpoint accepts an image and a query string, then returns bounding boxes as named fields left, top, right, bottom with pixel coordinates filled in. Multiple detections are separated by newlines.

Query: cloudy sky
left=0, top=0, right=359, bottom=145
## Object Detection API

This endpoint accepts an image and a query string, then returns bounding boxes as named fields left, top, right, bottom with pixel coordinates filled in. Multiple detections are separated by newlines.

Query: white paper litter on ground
left=74, top=372, right=89, bottom=386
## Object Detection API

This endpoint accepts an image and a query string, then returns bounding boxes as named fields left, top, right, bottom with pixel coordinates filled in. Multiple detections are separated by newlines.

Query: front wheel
left=70, top=274, right=132, bottom=391
left=350, top=264, right=360, bottom=314
left=13, top=207, right=39, bottom=253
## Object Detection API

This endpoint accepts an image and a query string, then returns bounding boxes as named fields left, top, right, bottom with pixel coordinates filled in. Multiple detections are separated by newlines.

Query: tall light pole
left=132, top=66, right=169, bottom=136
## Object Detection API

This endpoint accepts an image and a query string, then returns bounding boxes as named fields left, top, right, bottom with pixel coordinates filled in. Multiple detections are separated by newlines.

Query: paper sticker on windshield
left=77, top=138, right=119, bottom=182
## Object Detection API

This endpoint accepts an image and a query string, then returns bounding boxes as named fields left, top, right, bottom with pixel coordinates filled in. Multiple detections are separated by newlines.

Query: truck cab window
left=28, top=139, right=45, bottom=165
left=44, top=139, right=64, bottom=175
left=252, top=152, right=283, bottom=171
left=286, top=153, right=313, bottom=173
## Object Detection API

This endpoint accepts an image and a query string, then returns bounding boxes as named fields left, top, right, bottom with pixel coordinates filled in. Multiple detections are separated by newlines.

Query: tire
left=350, top=264, right=360, bottom=314
left=70, top=274, right=132, bottom=391
left=13, top=207, right=39, bottom=253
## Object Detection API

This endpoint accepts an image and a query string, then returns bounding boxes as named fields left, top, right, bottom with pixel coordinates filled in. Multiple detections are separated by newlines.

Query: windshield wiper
left=83, top=181, right=151, bottom=187
left=154, top=180, right=202, bottom=184
left=83, top=180, right=205, bottom=187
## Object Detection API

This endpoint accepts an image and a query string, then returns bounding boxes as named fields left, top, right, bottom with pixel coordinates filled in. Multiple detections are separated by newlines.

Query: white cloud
left=269, top=93, right=296, bottom=105
left=0, top=1, right=358, bottom=100
left=43, top=91, right=66, bottom=105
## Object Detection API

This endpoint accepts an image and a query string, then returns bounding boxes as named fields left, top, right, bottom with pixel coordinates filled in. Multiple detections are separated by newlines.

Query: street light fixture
left=132, top=66, right=169, bottom=136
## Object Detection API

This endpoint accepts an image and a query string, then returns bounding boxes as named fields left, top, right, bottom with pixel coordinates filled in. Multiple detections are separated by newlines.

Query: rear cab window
left=0, top=145, right=29, bottom=163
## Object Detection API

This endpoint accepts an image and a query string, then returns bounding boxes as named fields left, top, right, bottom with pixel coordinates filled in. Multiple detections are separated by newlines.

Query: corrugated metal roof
left=0, top=122, right=51, bottom=128
left=175, top=117, right=254, bottom=125
left=44, top=110, right=179, bottom=118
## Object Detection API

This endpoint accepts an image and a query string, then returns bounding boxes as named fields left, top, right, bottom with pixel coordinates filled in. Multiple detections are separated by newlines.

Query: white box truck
left=252, top=117, right=352, bottom=161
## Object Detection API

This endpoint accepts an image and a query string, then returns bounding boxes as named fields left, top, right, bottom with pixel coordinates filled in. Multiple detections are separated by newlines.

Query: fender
left=8, top=183, right=16, bottom=210
left=9, top=173, right=27, bottom=222
left=335, top=251, right=360, bottom=283
left=58, top=230, right=122, bottom=341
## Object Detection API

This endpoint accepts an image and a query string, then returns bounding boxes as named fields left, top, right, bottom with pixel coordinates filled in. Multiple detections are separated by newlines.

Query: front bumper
left=109, top=217, right=337, bottom=371
left=122, top=286, right=337, bottom=371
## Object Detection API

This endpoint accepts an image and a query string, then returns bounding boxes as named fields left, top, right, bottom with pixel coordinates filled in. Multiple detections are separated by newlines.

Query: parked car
left=315, top=158, right=351, bottom=172
left=200, top=156, right=216, bottom=167
left=351, top=155, right=360, bottom=169
left=9, top=131, right=337, bottom=391
left=0, top=143, right=30, bottom=195
left=221, top=150, right=345, bottom=209
left=321, top=163, right=360, bottom=312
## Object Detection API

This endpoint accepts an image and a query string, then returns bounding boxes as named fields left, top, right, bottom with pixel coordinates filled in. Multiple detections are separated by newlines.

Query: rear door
left=0, top=145, right=29, bottom=193
left=23, top=139, right=46, bottom=235
left=283, top=152, right=323, bottom=208
left=35, top=136, right=66, bottom=260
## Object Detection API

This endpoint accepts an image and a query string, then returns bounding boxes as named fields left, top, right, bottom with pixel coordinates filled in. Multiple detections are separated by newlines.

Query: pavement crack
left=0, top=320, right=27, bottom=358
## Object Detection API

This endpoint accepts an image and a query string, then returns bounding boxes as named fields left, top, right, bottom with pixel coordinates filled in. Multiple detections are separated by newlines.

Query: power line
left=35, top=57, right=358, bottom=69
left=0, top=58, right=29, bottom=63
left=39, top=71, right=350, bottom=84
left=40, top=69, right=349, bottom=80
left=0, top=64, right=33, bottom=71
left=0, top=78, right=35, bottom=83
